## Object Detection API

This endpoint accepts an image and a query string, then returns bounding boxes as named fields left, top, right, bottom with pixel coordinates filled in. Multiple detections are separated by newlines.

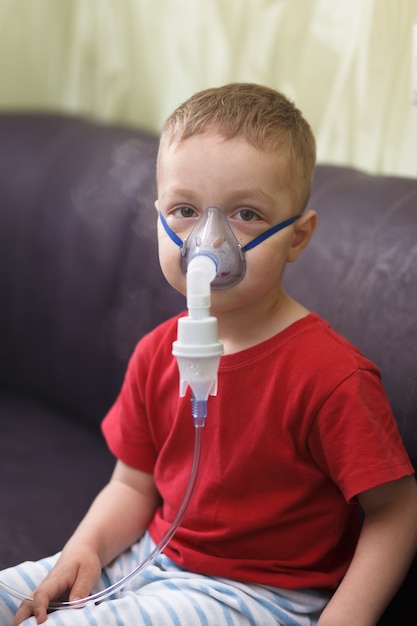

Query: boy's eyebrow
left=159, top=187, right=199, bottom=203
left=160, top=187, right=275, bottom=206
left=227, top=189, right=275, bottom=205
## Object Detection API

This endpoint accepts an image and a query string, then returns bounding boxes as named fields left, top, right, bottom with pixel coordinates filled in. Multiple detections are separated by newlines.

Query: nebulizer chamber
left=173, top=255, right=224, bottom=425
left=0, top=209, right=226, bottom=611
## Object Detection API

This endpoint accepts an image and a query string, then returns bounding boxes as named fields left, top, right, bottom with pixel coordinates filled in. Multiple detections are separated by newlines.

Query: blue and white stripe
left=0, top=533, right=329, bottom=625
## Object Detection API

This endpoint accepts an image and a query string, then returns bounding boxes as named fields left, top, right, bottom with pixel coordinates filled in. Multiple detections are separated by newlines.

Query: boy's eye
left=172, top=206, right=197, bottom=218
left=233, top=208, right=261, bottom=222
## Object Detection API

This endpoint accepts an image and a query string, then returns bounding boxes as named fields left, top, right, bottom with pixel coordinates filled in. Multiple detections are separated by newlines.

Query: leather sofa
left=0, top=113, right=415, bottom=624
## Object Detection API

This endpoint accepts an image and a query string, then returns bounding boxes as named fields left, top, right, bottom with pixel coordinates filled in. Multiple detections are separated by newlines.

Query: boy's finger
left=32, top=588, right=56, bottom=624
left=12, top=600, right=36, bottom=626
left=69, top=576, right=93, bottom=606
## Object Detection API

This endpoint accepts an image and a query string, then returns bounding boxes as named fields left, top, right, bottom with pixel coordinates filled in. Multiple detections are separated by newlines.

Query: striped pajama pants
left=0, top=533, right=329, bottom=625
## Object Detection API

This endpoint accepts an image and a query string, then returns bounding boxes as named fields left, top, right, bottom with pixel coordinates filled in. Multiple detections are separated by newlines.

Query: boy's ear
left=154, top=200, right=160, bottom=213
left=287, top=210, right=317, bottom=263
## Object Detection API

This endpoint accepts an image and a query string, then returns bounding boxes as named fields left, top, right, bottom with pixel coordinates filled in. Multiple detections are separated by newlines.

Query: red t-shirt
left=102, top=313, right=413, bottom=591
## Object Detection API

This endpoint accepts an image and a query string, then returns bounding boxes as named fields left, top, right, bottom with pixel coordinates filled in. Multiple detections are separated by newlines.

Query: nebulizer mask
left=0, top=206, right=299, bottom=612
left=171, top=205, right=246, bottom=289
left=160, top=204, right=301, bottom=290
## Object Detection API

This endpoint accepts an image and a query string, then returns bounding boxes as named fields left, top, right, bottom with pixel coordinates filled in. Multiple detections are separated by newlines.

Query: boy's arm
left=14, top=460, right=160, bottom=626
left=317, top=475, right=417, bottom=626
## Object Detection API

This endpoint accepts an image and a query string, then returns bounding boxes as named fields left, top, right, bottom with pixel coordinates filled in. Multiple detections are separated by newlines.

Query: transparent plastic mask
left=159, top=206, right=301, bottom=290
left=179, top=206, right=246, bottom=289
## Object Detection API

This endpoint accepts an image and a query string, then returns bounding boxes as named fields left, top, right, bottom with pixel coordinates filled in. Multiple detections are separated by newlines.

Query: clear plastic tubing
left=0, top=422, right=204, bottom=611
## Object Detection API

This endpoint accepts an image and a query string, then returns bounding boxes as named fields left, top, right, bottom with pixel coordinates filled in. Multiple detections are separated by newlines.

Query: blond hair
left=158, top=83, right=316, bottom=212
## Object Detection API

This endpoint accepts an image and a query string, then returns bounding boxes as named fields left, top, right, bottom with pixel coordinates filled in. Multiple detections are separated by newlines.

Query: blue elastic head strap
left=159, top=211, right=301, bottom=253
left=159, top=212, right=184, bottom=249
left=241, top=214, right=301, bottom=251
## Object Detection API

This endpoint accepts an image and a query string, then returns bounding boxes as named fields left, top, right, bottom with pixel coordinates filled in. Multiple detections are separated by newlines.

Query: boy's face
left=156, top=133, right=309, bottom=314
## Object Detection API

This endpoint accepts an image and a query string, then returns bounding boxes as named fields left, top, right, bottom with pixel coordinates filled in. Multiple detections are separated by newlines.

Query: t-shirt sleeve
left=101, top=339, right=158, bottom=473
left=308, top=367, right=414, bottom=502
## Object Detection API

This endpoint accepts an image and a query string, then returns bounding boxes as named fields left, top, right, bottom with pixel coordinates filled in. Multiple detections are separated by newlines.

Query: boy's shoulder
left=215, top=313, right=381, bottom=390
left=287, top=313, right=379, bottom=372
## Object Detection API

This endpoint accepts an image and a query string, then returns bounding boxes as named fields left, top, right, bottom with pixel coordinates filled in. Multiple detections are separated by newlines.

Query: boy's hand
left=12, top=461, right=158, bottom=625
left=12, top=549, right=101, bottom=625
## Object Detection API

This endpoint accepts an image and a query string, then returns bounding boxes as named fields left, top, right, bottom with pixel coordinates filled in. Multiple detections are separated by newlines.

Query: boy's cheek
left=158, top=246, right=186, bottom=296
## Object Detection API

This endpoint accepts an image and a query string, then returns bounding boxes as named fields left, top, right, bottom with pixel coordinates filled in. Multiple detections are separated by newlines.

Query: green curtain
left=0, top=0, right=416, bottom=176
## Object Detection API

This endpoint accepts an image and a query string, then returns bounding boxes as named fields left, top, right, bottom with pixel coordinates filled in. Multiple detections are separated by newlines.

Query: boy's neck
left=214, top=290, right=310, bottom=355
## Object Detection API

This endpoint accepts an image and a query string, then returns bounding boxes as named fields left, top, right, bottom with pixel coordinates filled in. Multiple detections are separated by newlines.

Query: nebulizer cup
left=173, top=254, right=224, bottom=425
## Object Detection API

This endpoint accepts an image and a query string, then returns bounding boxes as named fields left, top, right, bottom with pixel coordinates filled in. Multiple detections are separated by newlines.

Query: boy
left=2, top=83, right=417, bottom=626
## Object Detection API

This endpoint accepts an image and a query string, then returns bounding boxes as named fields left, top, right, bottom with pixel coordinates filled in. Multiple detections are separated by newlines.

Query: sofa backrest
left=1, top=114, right=416, bottom=466
left=284, top=164, right=417, bottom=468
left=0, top=114, right=184, bottom=428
